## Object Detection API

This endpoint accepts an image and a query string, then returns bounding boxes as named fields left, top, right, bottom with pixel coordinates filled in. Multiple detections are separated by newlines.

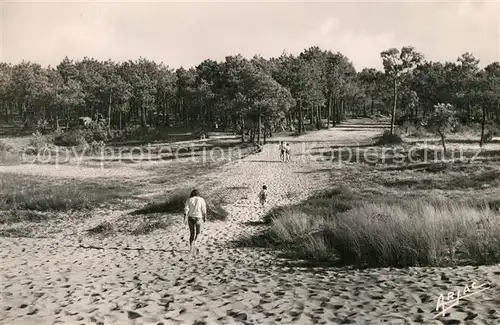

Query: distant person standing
left=258, top=185, right=268, bottom=207
left=279, top=141, right=285, bottom=162
left=184, top=189, right=207, bottom=255
left=285, top=142, right=291, bottom=162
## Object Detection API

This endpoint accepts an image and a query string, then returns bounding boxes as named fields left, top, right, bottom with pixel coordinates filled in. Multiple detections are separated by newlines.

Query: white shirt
left=184, top=196, right=207, bottom=218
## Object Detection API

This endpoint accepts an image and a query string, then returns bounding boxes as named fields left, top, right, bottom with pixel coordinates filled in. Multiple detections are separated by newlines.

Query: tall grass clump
left=333, top=199, right=500, bottom=267
left=131, top=188, right=228, bottom=221
left=263, top=186, right=357, bottom=224
left=246, top=192, right=500, bottom=268
left=0, top=173, right=130, bottom=212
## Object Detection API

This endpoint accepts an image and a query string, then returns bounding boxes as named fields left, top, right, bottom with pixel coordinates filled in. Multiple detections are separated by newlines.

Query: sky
left=1, top=0, right=499, bottom=71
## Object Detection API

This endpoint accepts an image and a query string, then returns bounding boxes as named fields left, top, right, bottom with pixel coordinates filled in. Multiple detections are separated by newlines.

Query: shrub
left=375, top=130, right=403, bottom=146
left=453, top=123, right=481, bottom=137
left=482, top=122, right=500, bottom=144
left=0, top=140, right=21, bottom=165
left=53, top=130, right=88, bottom=147
left=29, top=130, right=53, bottom=153
left=36, top=119, right=50, bottom=133
left=397, top=120, right=427, bottom=137
left=423, top=103, right=458, bottom=153
left=89, top=140, right=106, bottom=154
left=0, top=140, right=12, bottom=153
left=193, top=130, right=209, bottom=139
left=109, top=126, right=171, bottom=144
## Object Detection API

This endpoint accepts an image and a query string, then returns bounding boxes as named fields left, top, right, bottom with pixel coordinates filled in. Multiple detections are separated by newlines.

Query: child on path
left=285, top=142, right=291, bottom=162
left=258, top=185, right=268, bottom=206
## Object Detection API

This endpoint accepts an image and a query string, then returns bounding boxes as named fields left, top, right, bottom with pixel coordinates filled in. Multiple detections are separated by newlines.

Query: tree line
left=0, top=46, right=499, bottom=144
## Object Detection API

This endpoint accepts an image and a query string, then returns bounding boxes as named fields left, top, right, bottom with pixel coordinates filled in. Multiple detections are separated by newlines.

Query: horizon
left=1, top=0, right=499, bottom=71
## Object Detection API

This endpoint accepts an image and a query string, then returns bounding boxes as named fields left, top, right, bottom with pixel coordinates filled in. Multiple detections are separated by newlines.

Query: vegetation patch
left=378, top=165, right=500, bottom=191
left=375, top=130, right=403, bottom=146
left=0, top=226, right=33, bottom=238
left=0, top=210, right=53, bottom=224
left=0, top=140, right=12, bottom=153
left=241, top=187, right=500, bottom=268
left=86, top=215, right=175, bottom=237
left=0, top=173, right=131, bottom=212
left=0, top=140, right=21, bottom=165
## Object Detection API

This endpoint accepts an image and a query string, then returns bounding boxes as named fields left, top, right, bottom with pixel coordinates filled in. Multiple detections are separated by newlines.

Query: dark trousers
left=188, top=217, right=201, bottom=244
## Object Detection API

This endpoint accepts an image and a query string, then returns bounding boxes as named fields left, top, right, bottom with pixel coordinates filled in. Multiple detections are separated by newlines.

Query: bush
left=110, top=126, right=171, bottom=144
left=243, top=192, right=500, bottom=268
left=375, top=130, right=403, bottom=146
left=131, top=188, right=228, bottom=221
left=0, top=140, right=12, bottom=153
left=29, top=131, right=53, bottom=153
left=0, top=140, right=21, bottom=165
left=397, top=121, right=427, bottom=137
left=193, top=130, right=209, bottom=139
left=453, top=123, right=482, bottom=137
left=53, top=129, right=88, bottom=147
left=481, top=123, right=500, bottom=144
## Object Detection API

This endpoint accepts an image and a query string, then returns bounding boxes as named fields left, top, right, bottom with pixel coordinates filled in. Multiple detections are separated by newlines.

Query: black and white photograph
left=0, top=0, right=499, bottom=324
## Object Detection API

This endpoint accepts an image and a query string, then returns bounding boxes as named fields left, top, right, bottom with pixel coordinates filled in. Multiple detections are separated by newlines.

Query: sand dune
left=1, top=119, right=499, bottom=325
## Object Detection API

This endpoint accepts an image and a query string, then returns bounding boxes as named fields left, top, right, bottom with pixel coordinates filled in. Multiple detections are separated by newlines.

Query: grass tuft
left=131, top=188, right=228, bottom=221
left=0, top=210, right=52, bottom=224
left=0, top=173, right=131, bottom=212
left=86, top=215, right=175, bottom=237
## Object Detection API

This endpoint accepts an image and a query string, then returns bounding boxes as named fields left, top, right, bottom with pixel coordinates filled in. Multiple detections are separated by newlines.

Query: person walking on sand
left=279, top=141, right=285, bottom=162
left=258, top=185, right=268, bottom=207
left=184, top=189, right=207, bottom=255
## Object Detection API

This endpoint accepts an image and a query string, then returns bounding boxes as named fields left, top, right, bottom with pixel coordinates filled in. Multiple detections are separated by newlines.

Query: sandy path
left=2, top=119, right=500, bottom=325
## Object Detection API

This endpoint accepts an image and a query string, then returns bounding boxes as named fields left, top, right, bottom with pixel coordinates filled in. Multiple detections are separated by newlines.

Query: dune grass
left=86, top=214, right=176, bottom=237
left=131, top=188, right=229, bottom=221
left=241, top=187, right=500, bottom=268
left=0, top=173, right=131, bottom=212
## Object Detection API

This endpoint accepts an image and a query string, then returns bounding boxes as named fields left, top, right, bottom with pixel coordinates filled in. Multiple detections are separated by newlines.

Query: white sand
left=1, top=119, right=499, bottom=325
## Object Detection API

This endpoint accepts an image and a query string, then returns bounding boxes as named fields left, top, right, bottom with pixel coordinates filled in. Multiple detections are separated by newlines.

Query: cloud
left=294, top=18, right=395, bottom=70
left=319, top=18, right=340, bottom=36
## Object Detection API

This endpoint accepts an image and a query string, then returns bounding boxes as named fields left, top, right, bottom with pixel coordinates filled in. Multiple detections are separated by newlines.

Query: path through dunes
left=1, top=118, right=500, bottom=325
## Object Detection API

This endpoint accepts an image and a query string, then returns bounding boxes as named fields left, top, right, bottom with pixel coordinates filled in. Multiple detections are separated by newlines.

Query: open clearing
left=1, top=118, right=500, bottom=325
